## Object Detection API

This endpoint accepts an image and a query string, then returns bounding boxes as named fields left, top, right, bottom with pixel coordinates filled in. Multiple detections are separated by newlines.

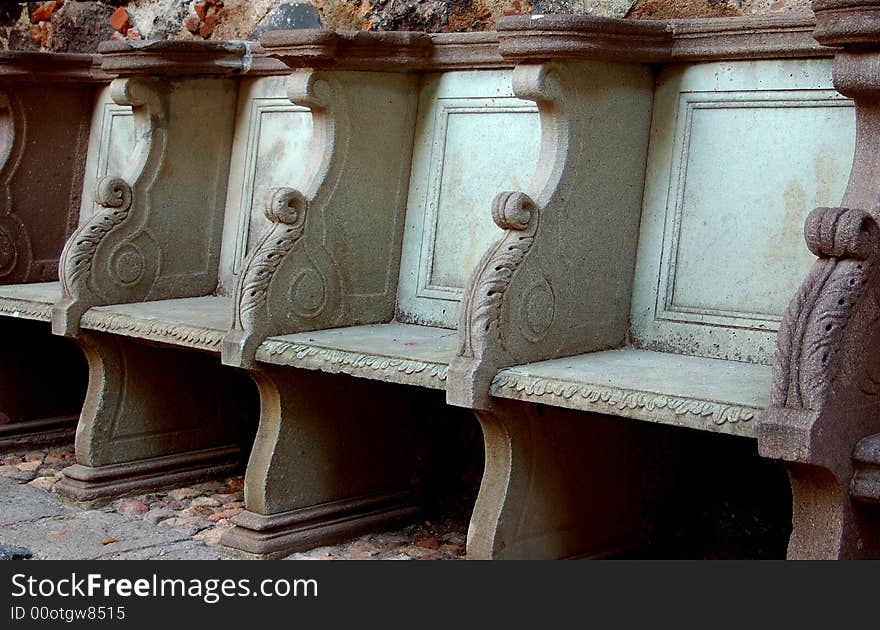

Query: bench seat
left=491, top=349, right=770, bottom=438
left=0, top=282, right=62, bottom=322
left=257, top=323, right=457, bottom=390
left=79, top=296, right=232, bottom=352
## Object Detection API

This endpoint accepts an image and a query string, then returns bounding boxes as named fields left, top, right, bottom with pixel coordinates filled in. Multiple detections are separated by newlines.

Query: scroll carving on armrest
left=447, top=60, right=654, bottom=409
left=222, top=187, right=311, bottom=368
left=52, top=77, right=166, bottom=337
left=221, top=69, right=347, bottom=369
left=448, top=191, right=541, bottom=409
left=760, top=203, right=880, bottom=557
left=221, top=64, right=418, bottom=369
left=766, top=206, right=880, bottom=443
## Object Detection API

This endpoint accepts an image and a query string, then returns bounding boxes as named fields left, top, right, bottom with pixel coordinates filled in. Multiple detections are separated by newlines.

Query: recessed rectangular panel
left=631, top=59, right=855, bottom=363
left=218, top=76, right=312, bottom=293
left=396, top=70, right=540, bottom=328
left=79, top=86, right=134, bottom=224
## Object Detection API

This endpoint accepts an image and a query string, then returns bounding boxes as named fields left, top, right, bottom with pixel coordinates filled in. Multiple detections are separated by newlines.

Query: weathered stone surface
left=105, top=539, right=223, bottom=560
left=26, top=476, right=58, bottom=490
left=114, top=498, right=149, bottom=516
left=144, top=507, right=177, bottom=525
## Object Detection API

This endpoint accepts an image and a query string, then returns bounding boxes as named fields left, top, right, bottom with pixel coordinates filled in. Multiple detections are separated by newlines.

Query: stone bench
left=453, top=8, right=880, bottom=559
left=43, top=34, right=511, bottom=515
left=210, top=28, right=657, bottom=558
left=213, top=17, right=846, bottom=560
left=31, top=41, right=310, bottom=503
left=0, top=52, right=108, bottom=450
left=15, top=11, right=870, bottom=560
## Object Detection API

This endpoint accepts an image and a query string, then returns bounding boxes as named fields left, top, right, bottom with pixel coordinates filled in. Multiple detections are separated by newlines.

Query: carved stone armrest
left=52, top=71, right=238, bottom=337
left=447, top=60, right=655, bottom=409
left=221, top=68, right=418, bottom=368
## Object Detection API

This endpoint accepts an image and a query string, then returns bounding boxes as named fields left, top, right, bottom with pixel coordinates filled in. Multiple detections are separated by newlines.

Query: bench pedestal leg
left=221, top=368, right=419, bottom=559
left=761, top=408, right=880, bottom=559
left=782, top=463, right=880, bottom=559
left=468, top=401, right=659, bottom=560
left=0, top=319, right=85, bottom=451
left=54, top=332, right=252, bottom=505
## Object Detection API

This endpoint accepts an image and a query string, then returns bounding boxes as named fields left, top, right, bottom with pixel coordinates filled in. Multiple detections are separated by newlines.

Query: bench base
left=55, top=445, right=241, bottom=507
left=221, top=492, right=419, bottom=559
left=469, top=400, right=667, bottom=559
left=0, top=414, right=78, bottom=452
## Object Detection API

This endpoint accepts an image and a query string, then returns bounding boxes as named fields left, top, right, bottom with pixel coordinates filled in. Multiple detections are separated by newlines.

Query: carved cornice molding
left=812, top=0, right=880, bottom=47
left=256, top=339, right=448, bottom=389
left=667, top=15, right=827, bottom=59
left=98, top=40, right=248, bottom=76
left=497, top=14, right=673, bottom=62
left=261, top=19, right=829, bottom=72
left=497, top=14, right=829, bottom=62
left=259, top=29, right=433, bottom=71
left=0, top=52, right=109, bottom=82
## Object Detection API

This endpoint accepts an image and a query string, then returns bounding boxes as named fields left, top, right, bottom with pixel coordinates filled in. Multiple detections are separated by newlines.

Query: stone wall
left=2, top=0, right=812, bottom=53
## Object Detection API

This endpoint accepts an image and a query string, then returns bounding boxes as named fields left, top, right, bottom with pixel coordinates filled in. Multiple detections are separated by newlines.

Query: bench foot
left=778, top=463, right=880, bottom=559
left=55, top=445, right=240, bottom=506
left=58, top=332, right=255, bottom=504
left=468, top=401, right=658, bottom=559
left=221, top=491, right=418, bottom=559
left=0, top=319, right=86, bottom=451
left=760, top=409, right=880, bottom=559
left=223, top=367, right=419, bottom=558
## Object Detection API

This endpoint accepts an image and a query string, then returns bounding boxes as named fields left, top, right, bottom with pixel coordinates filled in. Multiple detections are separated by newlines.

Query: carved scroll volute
left=0, top=91, right=34, bottom=283
left=447, top=64, right=563, bottom=410
left=53, top=78, right=167, bottom=337
left=221, top=69, right=345, bottom=369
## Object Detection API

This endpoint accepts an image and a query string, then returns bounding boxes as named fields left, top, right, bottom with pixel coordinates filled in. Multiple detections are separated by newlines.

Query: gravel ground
left=0, top=444, right=467, bottom=561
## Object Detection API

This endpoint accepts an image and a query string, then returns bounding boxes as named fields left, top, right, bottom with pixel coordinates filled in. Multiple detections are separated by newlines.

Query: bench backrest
left=395, top=69, right=540, bottom=329
left=631, top=58, right=855, bottom=365
left=1, top=53, right=103, bottom=284
left=75, top=49, right=318, bottom=301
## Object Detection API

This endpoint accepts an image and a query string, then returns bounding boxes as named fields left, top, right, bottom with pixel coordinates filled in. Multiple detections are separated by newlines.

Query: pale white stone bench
left=40, top=34, right=523, bottom=528
left=40, top=41, right=289, bottom=503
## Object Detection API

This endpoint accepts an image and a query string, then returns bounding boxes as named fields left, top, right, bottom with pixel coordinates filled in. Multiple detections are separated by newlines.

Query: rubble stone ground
left=0, top=433, right=793, bottom=560
left=0, top=444, right=467, bottom=560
